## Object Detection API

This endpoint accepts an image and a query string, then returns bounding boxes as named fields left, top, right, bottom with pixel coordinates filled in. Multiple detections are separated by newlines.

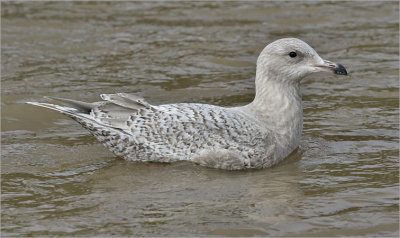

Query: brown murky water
left=1, top=1, right=399, bottom=237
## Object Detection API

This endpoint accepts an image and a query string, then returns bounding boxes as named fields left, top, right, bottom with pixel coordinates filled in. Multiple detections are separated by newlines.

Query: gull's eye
left=289, top=52, right=297, bottom=58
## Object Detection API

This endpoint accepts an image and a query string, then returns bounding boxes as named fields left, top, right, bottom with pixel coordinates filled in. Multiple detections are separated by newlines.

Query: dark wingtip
left=45, top=96, right=94, bottom=114
left=333, top=63, right=348, bottom=75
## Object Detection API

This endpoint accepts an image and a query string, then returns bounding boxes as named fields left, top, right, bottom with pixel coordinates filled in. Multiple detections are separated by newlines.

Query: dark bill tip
left=333, top=63, right=348, bottom=75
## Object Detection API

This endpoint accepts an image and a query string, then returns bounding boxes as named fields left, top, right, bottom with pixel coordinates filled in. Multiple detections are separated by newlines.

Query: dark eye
left=289, top=52, right=297, bottom=58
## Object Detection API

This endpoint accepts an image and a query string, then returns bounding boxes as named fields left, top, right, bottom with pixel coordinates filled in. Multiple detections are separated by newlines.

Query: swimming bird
left=27, top=38, right=347, bottom=170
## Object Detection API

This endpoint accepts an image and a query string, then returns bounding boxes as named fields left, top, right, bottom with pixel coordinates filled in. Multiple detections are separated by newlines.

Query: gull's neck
left=251, top=72, right=302, bottom=117
left=244, top=70, right=303, bottom=157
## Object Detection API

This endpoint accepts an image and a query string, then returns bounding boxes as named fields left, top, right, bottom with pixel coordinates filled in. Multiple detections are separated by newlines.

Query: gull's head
left=256, top=38, right=347, bottom=84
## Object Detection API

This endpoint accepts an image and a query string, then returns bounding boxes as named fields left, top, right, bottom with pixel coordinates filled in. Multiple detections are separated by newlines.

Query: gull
left=27, top=38, right=347, bottom=170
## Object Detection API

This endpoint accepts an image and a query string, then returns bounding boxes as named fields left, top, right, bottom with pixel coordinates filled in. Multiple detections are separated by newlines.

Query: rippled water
left=1, top=1, right=399, bottom=237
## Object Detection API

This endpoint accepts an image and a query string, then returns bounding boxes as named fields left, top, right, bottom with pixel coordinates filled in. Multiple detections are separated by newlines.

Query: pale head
left=256, top=38, right=347, bottom=85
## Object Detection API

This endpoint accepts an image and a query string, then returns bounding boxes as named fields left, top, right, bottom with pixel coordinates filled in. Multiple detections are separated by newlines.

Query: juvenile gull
left=27, top=38, right=347, bottom=170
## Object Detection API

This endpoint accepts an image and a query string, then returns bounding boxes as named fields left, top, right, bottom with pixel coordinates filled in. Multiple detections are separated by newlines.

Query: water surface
left=1, top=1, right=399, bottom=237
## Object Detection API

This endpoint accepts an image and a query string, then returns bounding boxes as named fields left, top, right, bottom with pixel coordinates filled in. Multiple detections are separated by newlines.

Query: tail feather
left=44, top=96, right=97, bottom=114
left=26, top=101, right=80, bottom=116
left=26, top=101, right=127, bottom=132
left=27, top=93, right=152, bottom=131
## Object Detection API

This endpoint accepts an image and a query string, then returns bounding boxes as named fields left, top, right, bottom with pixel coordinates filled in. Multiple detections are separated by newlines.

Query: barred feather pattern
left=73, top=102, right=277, bottom=170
